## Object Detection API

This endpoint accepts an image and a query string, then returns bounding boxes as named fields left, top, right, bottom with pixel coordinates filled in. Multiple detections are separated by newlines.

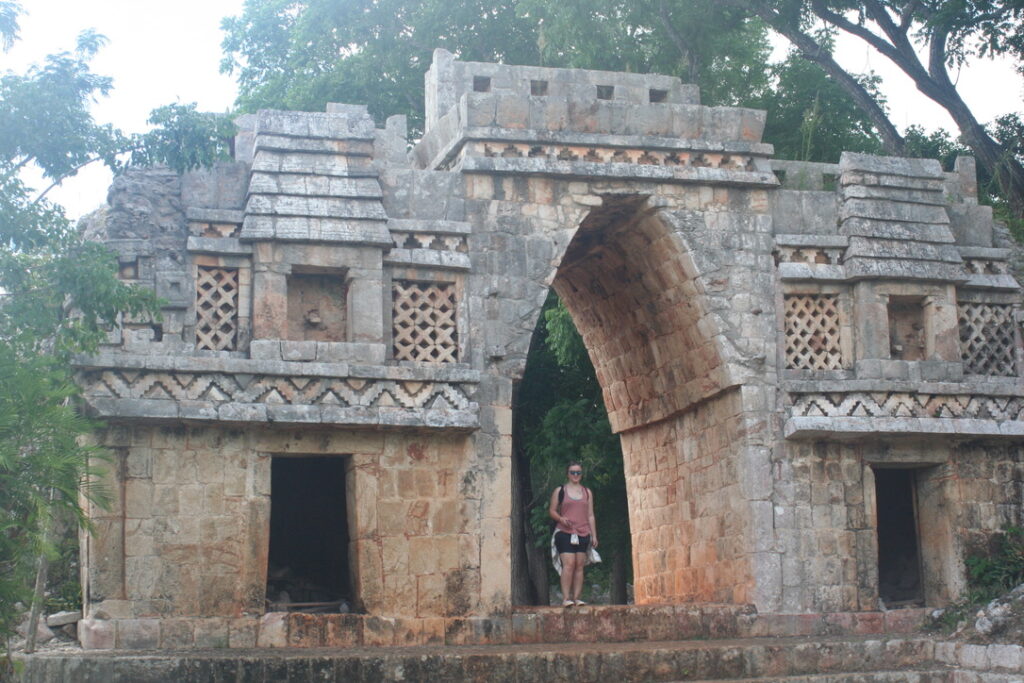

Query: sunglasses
left=568, top=470, right=583, bottom=475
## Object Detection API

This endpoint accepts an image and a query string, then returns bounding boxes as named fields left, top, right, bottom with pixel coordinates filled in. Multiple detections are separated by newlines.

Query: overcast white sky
left=4, top=0, right=1022, bottom=219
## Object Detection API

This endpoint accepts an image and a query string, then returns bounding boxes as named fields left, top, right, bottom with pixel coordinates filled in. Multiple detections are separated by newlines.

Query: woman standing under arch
left=549, top=461, right=599, bottom=606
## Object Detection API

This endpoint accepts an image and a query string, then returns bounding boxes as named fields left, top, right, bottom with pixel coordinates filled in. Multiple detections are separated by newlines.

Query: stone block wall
left=621, top=388, right=755, bottom=605
left=82, top=425, right=482, bottom=625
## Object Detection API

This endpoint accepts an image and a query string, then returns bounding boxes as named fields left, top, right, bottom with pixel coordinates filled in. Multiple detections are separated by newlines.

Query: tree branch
left=656, top=0, right=699, bottom=82
left=734, top=0, right=905, bottom=154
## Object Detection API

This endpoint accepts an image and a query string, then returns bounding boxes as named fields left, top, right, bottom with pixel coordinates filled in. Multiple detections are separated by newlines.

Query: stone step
left=17, top=635, right=953, bottom=682
left=691, top=673, right=952, bottom=683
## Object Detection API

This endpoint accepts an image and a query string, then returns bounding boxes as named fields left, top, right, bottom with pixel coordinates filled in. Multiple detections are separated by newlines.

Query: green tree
left=0, top=6, right=233, bottom=650
left=758, top=40, right=887, bottom=161
left=221, top=0, right=542, bottom=132
left=725, top=0, right=1024, bottom=220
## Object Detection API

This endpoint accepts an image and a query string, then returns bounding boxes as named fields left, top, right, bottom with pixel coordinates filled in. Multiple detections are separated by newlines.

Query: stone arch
left=509, top=190, right=779, bottom=607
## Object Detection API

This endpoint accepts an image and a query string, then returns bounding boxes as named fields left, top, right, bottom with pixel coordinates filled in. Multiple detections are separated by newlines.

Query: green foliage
left=0, top=349, right=109, bottom=638
left=902, top=126, right=971, bottom=170
left=0, top=12, right=230, bottom=645
left=928, top=526, right=1024, bottom=634
left=966, top=526, right=1024, bottom=599
left=129, top=103, right=236, bottom=174
left=517, top=0, right=772, bottom=106
left=221, top=0, right=541, bottom=132
left=758, top=42, right=886, bottom=162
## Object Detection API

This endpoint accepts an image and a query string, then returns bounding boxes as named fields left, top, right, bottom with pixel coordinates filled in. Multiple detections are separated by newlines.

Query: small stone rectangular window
left=392, top=280, right=458, bottom=363
left=649, top=88, right=668, bottom=103
left=530, top=79, right=548, bottom=96
left=959, top=302, right=1017, bottom=376
left=784, top=293, right=845, bottom=370
left=287, top=271, right=347, bottom=342
left=195, top=265, right=239, bottom=351
left=888, top=296, right=925, bottom=361
left=596, top=85, right=614, bottom=100
left=473, top=76, right=491, bottom=92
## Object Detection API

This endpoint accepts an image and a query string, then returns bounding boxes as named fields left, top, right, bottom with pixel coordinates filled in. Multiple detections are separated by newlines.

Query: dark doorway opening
left=874, top=467, right=924, bottom=606
left=267, top=456, right=352, bottom=612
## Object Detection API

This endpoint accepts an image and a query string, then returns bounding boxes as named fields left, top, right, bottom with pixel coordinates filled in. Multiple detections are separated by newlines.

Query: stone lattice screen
left=958, top=302, right=1017, bottom=376
left=195, top=266, right=240, bottom=351
left=784, top=293, right=845, bottom=370
left=392, top=280, right=459, bottom=362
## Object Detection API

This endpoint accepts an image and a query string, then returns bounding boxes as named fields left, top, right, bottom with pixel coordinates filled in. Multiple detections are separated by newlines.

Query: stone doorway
left=267, top=455, right=353, bottom=612
left=873, top=467, right=924, bottom=607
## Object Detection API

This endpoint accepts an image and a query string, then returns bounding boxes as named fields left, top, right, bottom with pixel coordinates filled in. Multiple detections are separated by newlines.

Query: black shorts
left=554, top=530, right=591, bottom=554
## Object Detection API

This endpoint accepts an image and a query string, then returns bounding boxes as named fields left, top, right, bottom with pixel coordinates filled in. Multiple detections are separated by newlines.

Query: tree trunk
left=610, top=551, right=629, bottom=604
left=754, top=8, right=905, bottom=155
left=510, top=382, right=536, bottom=606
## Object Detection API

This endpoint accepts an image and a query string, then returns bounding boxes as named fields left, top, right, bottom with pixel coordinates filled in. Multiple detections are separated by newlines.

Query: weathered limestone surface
left=74, top=48, right=1024, bottom=649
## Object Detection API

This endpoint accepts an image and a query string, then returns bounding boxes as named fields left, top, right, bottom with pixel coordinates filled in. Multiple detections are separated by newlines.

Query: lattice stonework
left=392, top=280, right=458, bottom=362
left=959, top=303, right=1017, bottom=376
left=195, top=266, right=240, bottom=351
left=784, top=294, right=845, bottom=370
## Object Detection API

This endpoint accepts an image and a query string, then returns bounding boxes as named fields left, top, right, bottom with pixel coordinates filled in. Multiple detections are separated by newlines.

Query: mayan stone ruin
left=72, top=48, right=1024, bottom=650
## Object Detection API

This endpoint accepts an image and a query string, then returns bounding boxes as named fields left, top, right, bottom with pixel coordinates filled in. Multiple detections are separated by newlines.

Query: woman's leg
left=559, top=553, right=578, bottom=604
left=571, top=553, right=586, bottom=601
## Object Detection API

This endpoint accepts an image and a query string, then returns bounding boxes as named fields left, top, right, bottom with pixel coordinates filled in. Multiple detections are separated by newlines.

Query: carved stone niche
left=250, top=242, right=387, bottom=364
left=887, top=295, right=926, bottom=361
left=286, top=267, right=349, bottom=342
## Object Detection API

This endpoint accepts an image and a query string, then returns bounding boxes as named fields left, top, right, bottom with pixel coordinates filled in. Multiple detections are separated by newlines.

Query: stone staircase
left=16, top=606, right=1024, bottom=681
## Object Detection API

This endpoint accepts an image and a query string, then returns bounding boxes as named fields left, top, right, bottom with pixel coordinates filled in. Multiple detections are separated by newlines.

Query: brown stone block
left=413, top=469, right=437, bottom=497
left=381, top=536, right=409, bottom=576
left=510, top=611, right=539, bottom=644
left=420, top=617, right=445, bottom=645
left=362, top=616, right=396, bottom=647
left=565, top=610, right=599, bottom=643
left=78, top=617, right=116, bottom=650
left=538, top=608, right=567, bottom=642
left=397, top=469, right=416, bottom=497
left=323, top=614, right=362, bottom=648
left=118, top=618, right=160, bottom=649
left=229, top=618, right=258, bottom=648
left=457, top=533, right=480, bottom=569
left=124, top=479, right=154, bottom=519
left=431, top=501, right=458, bottom=535
left=159, top=618, right=194, bottom=648
left=417, top=573, right=445, bottom=617
left=393, top=617, right=424, bottom=646
left=377, top=500, right=408, bottom=536
left=256, top=612, right=287, bottom=648
left=194, top=618, right=229, bottom=648
left=383, top=574, right=418, bottom=617
left=884, top=608, right=926, bottom=633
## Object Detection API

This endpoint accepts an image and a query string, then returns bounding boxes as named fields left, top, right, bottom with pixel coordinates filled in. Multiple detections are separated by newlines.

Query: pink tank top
left=556, top=486, right=592, bottom=536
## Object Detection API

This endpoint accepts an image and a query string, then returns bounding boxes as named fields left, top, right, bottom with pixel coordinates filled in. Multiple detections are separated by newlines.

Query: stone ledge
left=775, top=234, right=849, bottom=248
left=384, top=249, right=472, bottom=271
left=460, top=155, right=779, bottom=186
left=457, top=126, right=776, bottom=154
left=185, top=236, right=252, bottom=255
left=74, top=351, right=481, bottom=383
left=387, top=218, right=472, bottom=235
left=962, top=273, right=1021, bottom=291
left=784, top=379, right=1024, bottom=395
left=84, top=397, right=479, bottom=430
left=73, top=606, right=939, bottom=651
left=785, top=416, right=1024, bottom=440
left=185, top=207, right=245, bottom=224
left=777, top=263, right=847, bottom=282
